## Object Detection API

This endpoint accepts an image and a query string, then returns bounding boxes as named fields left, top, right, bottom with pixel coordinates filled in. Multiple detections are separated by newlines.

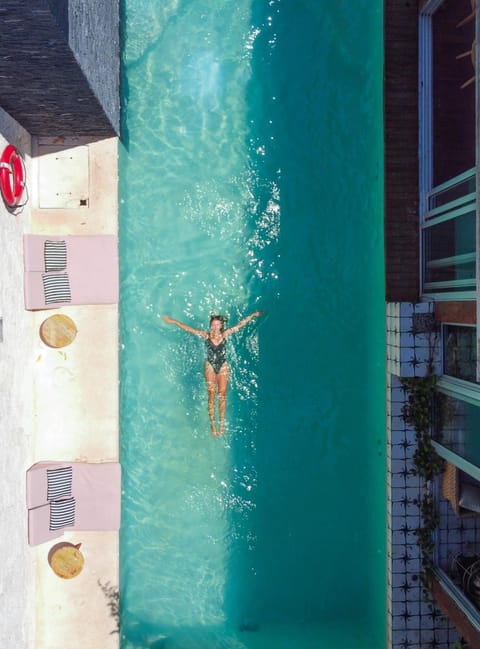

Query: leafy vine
left=401, top=372, right=443, bottom=597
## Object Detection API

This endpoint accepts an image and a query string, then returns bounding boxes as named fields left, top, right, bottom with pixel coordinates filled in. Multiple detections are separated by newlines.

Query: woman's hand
left=252, top=310, right=265, bottom=318
left=162, top=315, right=174, bottom=324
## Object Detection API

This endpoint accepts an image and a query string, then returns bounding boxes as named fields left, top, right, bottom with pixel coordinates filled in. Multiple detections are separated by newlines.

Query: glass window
left=428, top=174, right=475, bottom=211
left=443, top=324, right=477, bottom=382
left=420, top=0, right=476, bottom=299
left=423, top=208, right=476, bottom=291
left=431, top=0, right=475, bottom=187
left=433, top=392, right=480, bottom=467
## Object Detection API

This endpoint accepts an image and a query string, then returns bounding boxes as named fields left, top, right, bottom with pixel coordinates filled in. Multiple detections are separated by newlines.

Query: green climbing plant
left=401, top=373, right=443, bottom=482
left=401, top=372, right=444, bottom=597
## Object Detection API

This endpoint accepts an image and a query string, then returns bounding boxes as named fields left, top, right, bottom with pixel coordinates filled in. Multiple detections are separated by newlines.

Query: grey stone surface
left=68, top=0, right=120, bottom=135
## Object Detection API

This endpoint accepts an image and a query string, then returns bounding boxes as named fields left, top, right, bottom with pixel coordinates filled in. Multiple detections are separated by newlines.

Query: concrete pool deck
left=0, top=107, right=120, bottom=649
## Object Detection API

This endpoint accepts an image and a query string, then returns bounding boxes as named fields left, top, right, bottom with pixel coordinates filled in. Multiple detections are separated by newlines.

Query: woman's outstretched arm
left=223, top=310, right=265, bottom=337
left=162, top=315, right=206, bottom=338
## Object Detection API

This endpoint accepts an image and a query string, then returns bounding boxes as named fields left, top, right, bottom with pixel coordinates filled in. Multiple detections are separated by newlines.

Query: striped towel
left=49, top=497, right=76, bottom=531
left=42, top=272, right=71, bottom=304
left=47, top=466, right=73, bottom=500
left=44, top=240, right=67, bottom=272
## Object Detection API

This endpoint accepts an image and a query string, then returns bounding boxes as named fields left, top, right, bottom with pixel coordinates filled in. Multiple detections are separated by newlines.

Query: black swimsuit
left=205, top=337, right=227, bottom=374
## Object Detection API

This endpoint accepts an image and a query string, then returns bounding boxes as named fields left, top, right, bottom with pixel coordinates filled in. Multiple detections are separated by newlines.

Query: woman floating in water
left=162, top=311, right=264, bottom=437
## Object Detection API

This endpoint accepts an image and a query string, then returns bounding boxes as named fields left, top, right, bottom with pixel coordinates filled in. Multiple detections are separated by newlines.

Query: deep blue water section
left=120, top=2, right=385, bottom=648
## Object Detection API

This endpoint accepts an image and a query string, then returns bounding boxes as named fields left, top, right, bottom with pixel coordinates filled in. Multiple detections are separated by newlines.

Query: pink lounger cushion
left=26, top=461, right=121, bottom=546
left=23, top=234, right=119, bottom=310
left=28, top=506, right=64, bottom=545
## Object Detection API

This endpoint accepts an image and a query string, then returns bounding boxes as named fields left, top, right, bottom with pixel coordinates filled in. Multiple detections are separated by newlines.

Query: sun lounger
left=23, top=234, right=119, bottom=310
left=26, top=461, right=121, bottom=546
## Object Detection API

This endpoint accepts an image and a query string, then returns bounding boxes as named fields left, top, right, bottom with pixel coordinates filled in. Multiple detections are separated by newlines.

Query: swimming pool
left=119, top=2, right=385, bottom=648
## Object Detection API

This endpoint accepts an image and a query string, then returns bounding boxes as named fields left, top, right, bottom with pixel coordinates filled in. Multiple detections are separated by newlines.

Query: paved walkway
left=0, top=107, right=120, bottom=649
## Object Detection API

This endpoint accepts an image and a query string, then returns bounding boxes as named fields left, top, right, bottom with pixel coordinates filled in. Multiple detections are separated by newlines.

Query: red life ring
left=0, top=144, right=25, bottom=208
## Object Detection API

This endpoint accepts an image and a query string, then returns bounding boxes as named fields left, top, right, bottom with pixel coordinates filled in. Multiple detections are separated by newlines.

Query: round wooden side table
left=40, top=314, right=77, bottom=348
left=48, top=542, right=84, bottom=579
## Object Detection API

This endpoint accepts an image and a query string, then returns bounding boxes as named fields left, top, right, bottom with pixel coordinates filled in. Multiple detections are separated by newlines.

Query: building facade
left=385, top=0, right=480, bottom=647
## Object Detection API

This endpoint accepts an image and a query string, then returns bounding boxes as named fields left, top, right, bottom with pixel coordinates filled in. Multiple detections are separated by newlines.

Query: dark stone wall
left=384, top=0, right=420, bottom=302
left=0, top=0, right=119, bottom=136
left=46, top=0, right=68, bottom=39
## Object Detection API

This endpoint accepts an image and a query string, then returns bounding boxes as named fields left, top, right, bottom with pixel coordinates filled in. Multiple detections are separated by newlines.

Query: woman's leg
left=217, top=363, right=230, bottom=436
left=204, top=362, right=218, bottom=436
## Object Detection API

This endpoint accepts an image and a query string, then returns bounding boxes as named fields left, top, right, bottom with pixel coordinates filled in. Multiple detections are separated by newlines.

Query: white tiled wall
left=386, top=302, right=460, bottom=649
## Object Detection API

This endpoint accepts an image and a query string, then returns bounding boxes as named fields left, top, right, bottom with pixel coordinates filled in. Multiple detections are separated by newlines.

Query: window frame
left=419, top=0, right=478, bottom=300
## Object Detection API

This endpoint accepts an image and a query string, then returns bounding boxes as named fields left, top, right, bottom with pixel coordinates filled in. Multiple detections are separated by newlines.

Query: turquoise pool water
left=120, top=2, right=385, bottom=648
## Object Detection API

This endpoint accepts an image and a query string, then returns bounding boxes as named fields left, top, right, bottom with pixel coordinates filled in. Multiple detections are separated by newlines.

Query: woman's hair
left=210, top=314, right=228, bottom=330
